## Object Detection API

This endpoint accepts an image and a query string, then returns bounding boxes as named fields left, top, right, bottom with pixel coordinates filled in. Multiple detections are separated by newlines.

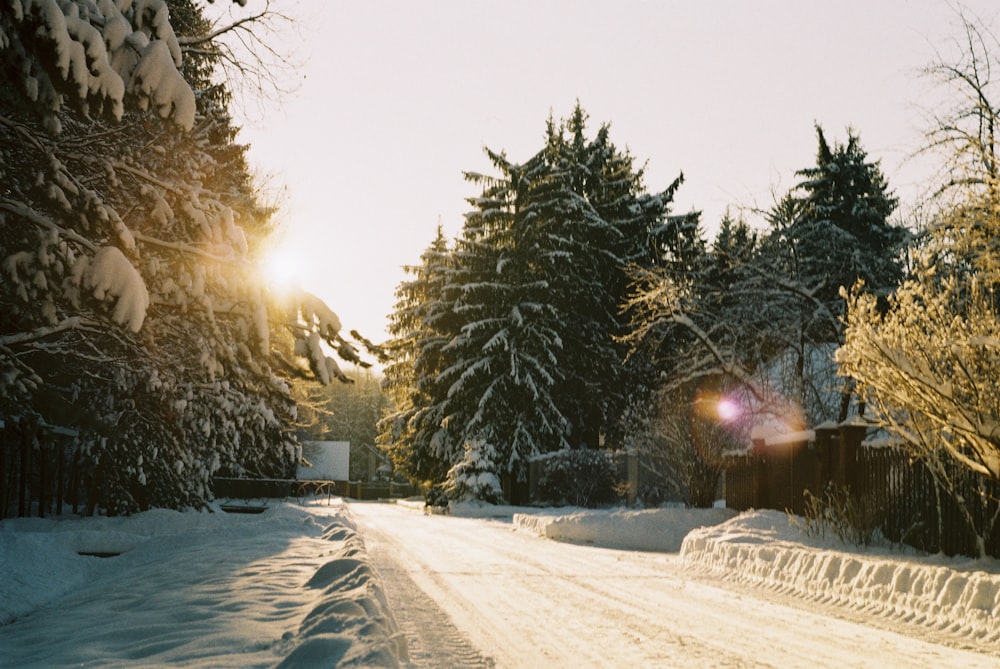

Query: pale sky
left=238, top=1, right=998, bottom=349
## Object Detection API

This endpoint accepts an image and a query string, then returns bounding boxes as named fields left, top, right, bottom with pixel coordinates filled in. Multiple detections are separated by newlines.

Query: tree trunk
left=38, top=440, right=47, bottom=518
left=0, top=424, right=7, bottom=519
left=18, top=422, right=30, bottom=517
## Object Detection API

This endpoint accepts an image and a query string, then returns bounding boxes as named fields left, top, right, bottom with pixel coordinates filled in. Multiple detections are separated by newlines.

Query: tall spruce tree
left=780, top=125, right=905, bottom=324
left=379, top=226, right=459, bottom=482
left=764, top=125, right=905, bottom=419
left=433, top=148, right=571, bottom=491
left=382, top=104, right=687, bottom=499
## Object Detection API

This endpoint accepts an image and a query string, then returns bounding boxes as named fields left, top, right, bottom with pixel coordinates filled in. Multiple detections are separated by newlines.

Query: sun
left=260, top=244, right=302, bottom=294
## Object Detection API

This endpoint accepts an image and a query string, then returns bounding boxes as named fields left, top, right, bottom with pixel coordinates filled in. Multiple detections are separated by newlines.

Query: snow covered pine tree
left=382, top=105, right=689, bottom=502
left=1, top=0, right=370, bottom=514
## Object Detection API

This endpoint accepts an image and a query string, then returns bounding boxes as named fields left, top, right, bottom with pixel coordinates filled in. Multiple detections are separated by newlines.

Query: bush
left=535, top=449, right=619, bottom=508
left=445, top=439, right=505, bottom=504
left=789, top=483, right=880, bottom=547
left=424, top=484, right=449, bottom=509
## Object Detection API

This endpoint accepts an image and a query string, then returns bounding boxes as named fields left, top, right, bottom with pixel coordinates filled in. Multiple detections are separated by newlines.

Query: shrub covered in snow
left=534, top=448, right=620, bottom=508
left=445, top=439, right=505, bottom=504
left=790, top=483, right=882, bottom=547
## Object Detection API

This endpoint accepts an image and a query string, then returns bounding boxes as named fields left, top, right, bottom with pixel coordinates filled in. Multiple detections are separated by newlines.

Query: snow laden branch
left=0, top=316, right=84, bottom=348
left=838, top=280, right=1000, bottom=479
left=0, top=199, right=97, bottom=251
left=282, top=290, right=374, bottom=385
left=80, top=246, right=150, bottom=332
left=622, top=264, right=768, bottom=404
left=0, top=0, right=196, bottom=133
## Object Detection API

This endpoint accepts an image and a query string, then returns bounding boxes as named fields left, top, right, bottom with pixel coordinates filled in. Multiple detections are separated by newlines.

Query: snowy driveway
left=349, top=501, right=998, bottom=669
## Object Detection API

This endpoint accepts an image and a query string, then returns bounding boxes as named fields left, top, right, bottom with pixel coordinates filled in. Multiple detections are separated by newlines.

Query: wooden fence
left=1, top=415, right=414, bottom=518
left=0, top=418, right=85, bottom=518
left=724, top=424, right=1000, bottom=558
left=213, top=477, right=414, bottom=501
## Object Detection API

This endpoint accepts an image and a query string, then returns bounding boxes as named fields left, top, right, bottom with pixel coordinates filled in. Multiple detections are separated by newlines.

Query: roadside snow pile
left=510, top=504, right=1000, bottom=645
left=0, top=501, right=407, bottom=668
left=680, top=510, right=1000, bottom=644
left=514, top=507, right=737, bottom=552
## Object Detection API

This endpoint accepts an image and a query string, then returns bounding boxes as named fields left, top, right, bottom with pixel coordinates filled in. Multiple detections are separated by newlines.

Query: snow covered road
left=349, top=501, right=998, bottom=669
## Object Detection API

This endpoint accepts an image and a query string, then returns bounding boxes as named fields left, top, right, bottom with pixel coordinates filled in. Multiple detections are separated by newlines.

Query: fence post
left=813, top=424, right=838, bottom=494
left=528, top=459, right=540, bottom=504
left=55, top=439, right=65, bottom=516
left=751, top=437, right=766, bottom=508
left=839, top=423, right=867, bottom=492
left=18, top=420, right=31, bottom=517
left=0, top=421, right=7, bottom=519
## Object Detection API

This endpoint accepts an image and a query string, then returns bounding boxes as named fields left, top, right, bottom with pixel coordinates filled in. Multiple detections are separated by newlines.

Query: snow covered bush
left=839, top=270, right=1000, bottom=557
left=534, top=448, right=619, bottom=508
left=444, top=439, right=505, bottom=504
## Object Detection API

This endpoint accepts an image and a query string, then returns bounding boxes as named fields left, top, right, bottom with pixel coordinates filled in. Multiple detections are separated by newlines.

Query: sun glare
left=716, top=398, right=741, bottom=423
left=260, top=245, right=302, bottom=294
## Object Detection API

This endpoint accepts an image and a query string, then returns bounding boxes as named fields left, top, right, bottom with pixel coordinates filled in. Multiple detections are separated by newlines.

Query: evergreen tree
left=0, top=1, right=366, bottom=513
left=379, top=227, right=458, bottom=483
left=623, top=123, right=905, bottom=430
left=433, top=149, right=570, bottom=489
left=763, top=125, right=905, bottom=419
left=782, top=125, right=905, bottom=324
left=383, top=104, right=684, bottom=499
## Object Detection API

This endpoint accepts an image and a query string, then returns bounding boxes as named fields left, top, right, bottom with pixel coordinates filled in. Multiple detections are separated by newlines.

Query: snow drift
left=0, top=501, right=407, bottom=668
left=680, top=510, right=1000, bottom=644
left=514, top=506, right=737, bottom=552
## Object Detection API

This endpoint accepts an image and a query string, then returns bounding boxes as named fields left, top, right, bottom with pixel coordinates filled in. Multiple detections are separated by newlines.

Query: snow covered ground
left=0, top=501, right=407, bottom=667
left=360, top=501, right=999, bottom=667
left=1, top=498, right=998, bottom=667
left=512, top=504, right=1000, bottom=646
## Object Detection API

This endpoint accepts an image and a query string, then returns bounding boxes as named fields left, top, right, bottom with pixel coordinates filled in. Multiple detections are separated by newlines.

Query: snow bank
left=277, top=515, right=409, bottom=668
left=508, top=504, right=1000, bottom=646
left=680, top=510, right=1000, bottom=644
left=0, top=501, right=408, bottom=667
left=515, top=507, right=737, bottom=552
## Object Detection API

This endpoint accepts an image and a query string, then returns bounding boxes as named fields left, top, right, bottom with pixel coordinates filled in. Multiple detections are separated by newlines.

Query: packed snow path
left=348, top=501, right=997, bottom=669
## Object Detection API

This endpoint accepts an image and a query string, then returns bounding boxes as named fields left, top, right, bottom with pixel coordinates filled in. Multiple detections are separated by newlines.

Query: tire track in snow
left=349, top=503, right=765, bottom=668
left=348, top=501, right=999, bottom=669
left=358, top=511, right=497, bottom=668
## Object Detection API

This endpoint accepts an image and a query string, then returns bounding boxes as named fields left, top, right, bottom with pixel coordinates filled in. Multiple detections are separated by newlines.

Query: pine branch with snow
left=0, top=0, right=195, bottom=133
left=0, top=0, right=369, bottom=514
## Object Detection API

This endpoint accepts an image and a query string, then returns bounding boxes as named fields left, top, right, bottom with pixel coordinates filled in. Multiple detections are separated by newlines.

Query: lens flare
left=716, top=398, right=741, bottom=422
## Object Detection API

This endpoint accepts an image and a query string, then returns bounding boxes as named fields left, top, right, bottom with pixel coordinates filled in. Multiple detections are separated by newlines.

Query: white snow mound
left=515, top=506, right=737, bottom=552
left=0, top=501, right=408, bottom=667
left=680, top=510, right=1000, bottom=644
